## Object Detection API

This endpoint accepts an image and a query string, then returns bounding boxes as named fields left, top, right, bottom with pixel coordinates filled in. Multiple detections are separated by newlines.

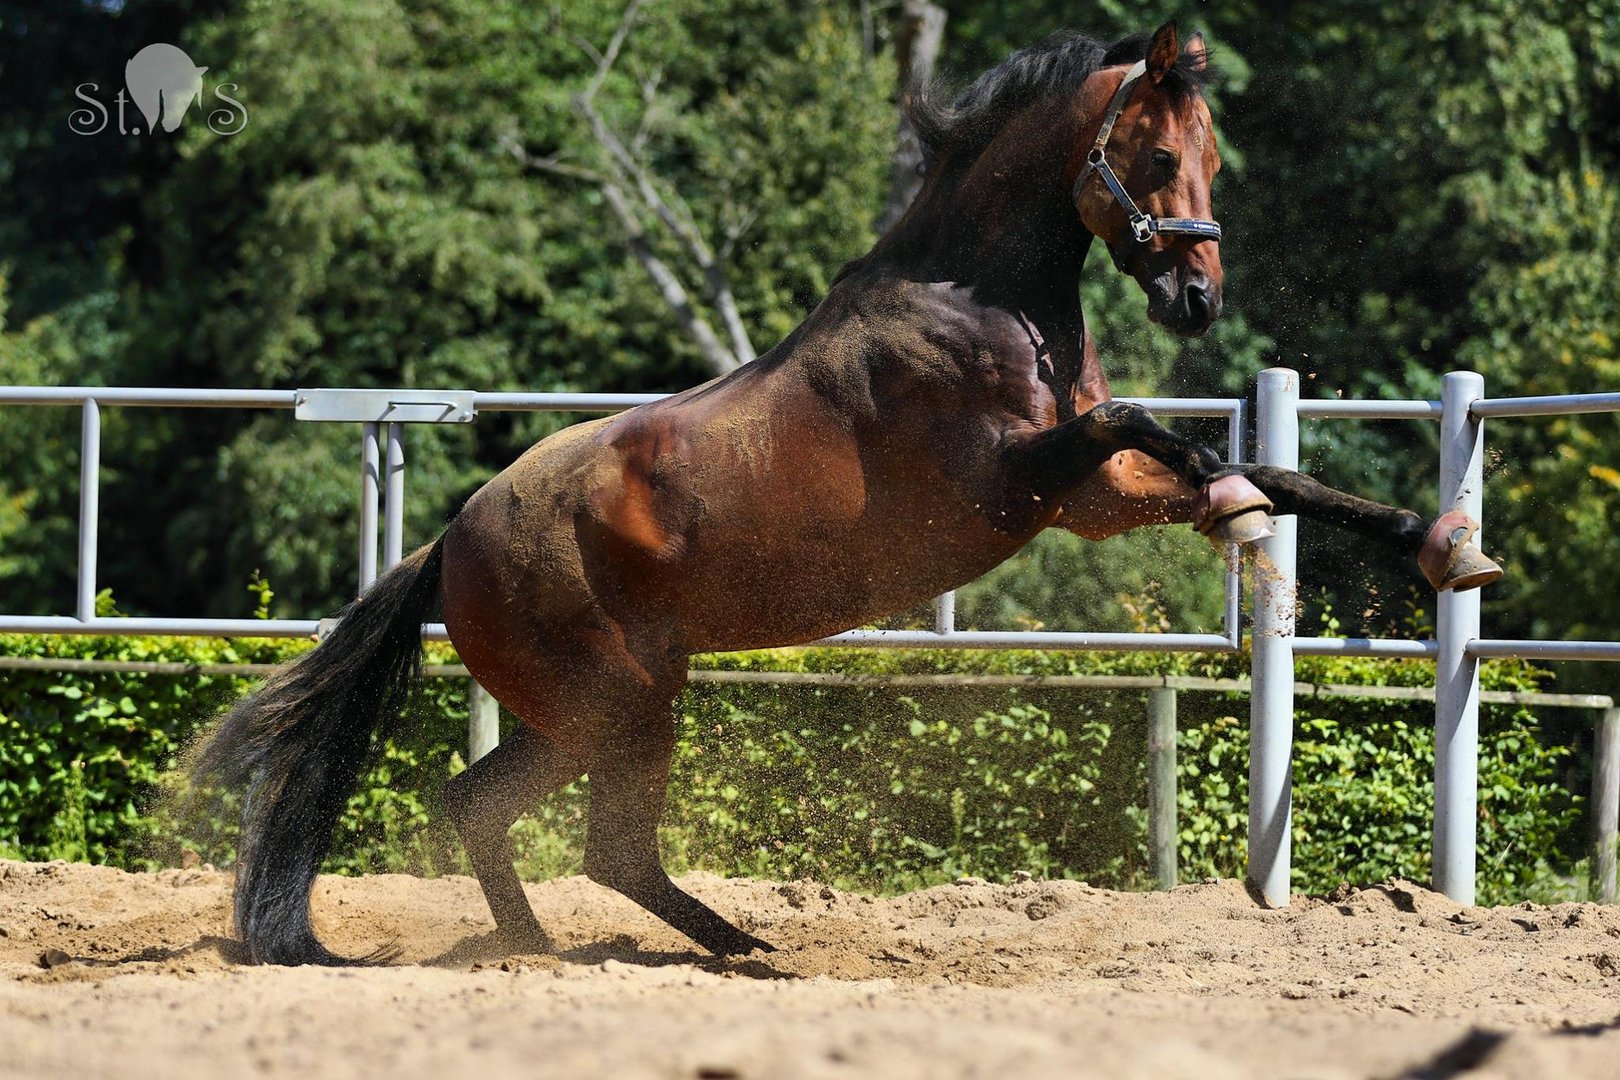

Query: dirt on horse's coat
left=193, top=23, right=1500, bottom=967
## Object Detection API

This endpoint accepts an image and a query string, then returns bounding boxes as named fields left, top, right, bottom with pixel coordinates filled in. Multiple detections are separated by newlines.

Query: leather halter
left=1070, top=60, right=1223, bottom=244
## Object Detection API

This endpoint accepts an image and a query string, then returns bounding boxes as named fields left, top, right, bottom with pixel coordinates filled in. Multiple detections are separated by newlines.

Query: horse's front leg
left=1017, top=400, right=1503, bottom=592
left=1051, top=450, right=1198, bottom=541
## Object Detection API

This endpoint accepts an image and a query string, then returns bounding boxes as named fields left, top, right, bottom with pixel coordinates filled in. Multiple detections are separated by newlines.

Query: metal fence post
left=1223, top=399, right=1248, bottom=647
left=76, top=399, right=101, bottom=621
left=467, top=680, right=500, bottom=764
left=1147, top=686, right=1178, bottom=890
left=1249, top=368, right=1299, bottom=907
left=1435, top=370, right=1485, bottom=905
left=359, top=422, right=380, bottom=594
left=1595, top=705, right=1619, bottom=904
left=384, top=421, right=405, bottom=570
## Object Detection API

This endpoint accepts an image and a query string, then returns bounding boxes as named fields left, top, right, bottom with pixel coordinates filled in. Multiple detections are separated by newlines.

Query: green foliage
left=0, top=632, right=1592, bottom=905
left=1177, top=703, right=1581, bottom=906
left=0, top=632, right=291, bottom=866
left=4, top=0, right=1617, bottom=682
left=0, top=0, right=895, bottom=620
left=651, top=689, right=1124, bottom=891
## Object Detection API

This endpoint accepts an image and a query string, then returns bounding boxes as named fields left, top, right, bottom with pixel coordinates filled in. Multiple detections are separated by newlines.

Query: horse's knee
left=1085, top=399, right=1153, bottom=432
left=1396, top=508, right=1427, bottom=546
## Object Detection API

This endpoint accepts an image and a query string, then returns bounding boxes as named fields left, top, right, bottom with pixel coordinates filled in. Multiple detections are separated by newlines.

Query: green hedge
left=0, top=626, right=1589, bottom=904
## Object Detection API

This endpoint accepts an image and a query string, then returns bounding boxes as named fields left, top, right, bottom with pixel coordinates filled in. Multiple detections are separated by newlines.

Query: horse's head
left=1069, top=24, right=1222, bottom=336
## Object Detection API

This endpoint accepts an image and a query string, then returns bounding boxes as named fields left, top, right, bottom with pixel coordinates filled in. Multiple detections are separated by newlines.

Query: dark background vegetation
left=2, top=0, right=1616, bottom=668
left=0, top=1, right=1616, bottom=893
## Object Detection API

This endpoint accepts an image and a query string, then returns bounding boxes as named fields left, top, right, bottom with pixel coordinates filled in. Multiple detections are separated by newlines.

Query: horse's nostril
left=1185, top=283, right=1211, bottom=323
left=1181, top=282, right=1222, bottom=330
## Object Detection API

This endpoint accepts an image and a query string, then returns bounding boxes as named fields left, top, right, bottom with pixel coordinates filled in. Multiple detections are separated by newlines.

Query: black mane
left=907, top=30, right=1210, bottom=167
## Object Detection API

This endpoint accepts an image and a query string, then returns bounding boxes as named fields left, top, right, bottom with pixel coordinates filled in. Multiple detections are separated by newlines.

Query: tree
left=2, top=0, right=1615, bottom=670
left=0, top=0, right=894, bottom=618
left=504, top=0, right=757, bottom=377
left=876, top=0, right=947, bottom=233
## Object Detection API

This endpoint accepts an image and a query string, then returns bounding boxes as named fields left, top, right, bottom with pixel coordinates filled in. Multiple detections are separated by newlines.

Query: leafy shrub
left=0, top=629, right=286, bottom=866
left=0, top=629, right=1593, bottom=905
left=656, top=690, right=1122, bottom=892
left=1176, top=706, right=1581, bottom=904
left=0, top=623, right=467, bottom=874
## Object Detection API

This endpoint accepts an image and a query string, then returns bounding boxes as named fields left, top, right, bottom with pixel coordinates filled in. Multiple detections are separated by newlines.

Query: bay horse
left=198, top=23, right=1501, bottom=965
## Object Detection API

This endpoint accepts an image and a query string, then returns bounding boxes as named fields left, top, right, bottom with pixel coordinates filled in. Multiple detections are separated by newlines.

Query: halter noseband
left=1070, top=60, right=1223, bottom=245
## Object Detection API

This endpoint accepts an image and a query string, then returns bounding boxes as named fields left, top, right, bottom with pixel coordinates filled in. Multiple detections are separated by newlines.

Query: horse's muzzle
left=1146, top=273, right=1222, bottom=337
left=1166, top=277, right=1222, bottom=336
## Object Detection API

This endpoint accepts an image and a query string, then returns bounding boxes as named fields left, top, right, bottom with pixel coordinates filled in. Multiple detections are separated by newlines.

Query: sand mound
left=3, top=859, right=1619, bottom=1078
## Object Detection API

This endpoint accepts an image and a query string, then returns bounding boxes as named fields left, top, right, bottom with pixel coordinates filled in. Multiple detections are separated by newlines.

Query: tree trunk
left=876, top=0, right=946, bottom=235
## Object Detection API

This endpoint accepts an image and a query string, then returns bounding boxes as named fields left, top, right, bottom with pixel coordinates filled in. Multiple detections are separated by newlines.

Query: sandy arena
left=2, top=860, right=1619, bottom=1078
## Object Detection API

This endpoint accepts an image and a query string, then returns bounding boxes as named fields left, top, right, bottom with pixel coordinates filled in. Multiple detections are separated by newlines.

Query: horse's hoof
left=1193, top=474, right=1275, bottom=546
left=1206, top=507, right=1276, bottom=545
left=710, top=929, right=776, bottom=957
left=1418, top=510, right=1505, bottom=592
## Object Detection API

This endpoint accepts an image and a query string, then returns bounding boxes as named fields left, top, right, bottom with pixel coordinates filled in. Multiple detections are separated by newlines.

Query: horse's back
left=441, top=271, right=1066, bottom=668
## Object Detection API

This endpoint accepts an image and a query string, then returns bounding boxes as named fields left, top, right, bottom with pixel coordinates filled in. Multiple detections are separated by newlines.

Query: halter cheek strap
left=1071, top=60, right=1223, bottom=244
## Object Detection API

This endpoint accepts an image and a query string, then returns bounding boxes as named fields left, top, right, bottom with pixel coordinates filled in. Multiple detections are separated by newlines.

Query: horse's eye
left=1151, top=149, right=1179, bottom=174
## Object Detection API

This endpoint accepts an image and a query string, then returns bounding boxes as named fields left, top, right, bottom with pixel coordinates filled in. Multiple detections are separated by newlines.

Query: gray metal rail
left=0, top=386, right=1248, bottom=651
left=4, top=374, right=1619, bottom=906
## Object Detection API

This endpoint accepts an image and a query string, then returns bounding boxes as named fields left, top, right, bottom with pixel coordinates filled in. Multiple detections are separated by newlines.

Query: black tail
left=195, top=537, right=445, bottom=966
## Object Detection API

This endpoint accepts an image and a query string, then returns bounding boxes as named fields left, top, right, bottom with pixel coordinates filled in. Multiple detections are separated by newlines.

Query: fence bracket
left=296, top=388, right=476, bottom=424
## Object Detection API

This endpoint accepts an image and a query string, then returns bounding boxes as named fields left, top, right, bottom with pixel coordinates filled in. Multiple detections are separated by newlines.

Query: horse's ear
left=1183, top=32, right=1209, bottom=74
left=1146, top=22, right=1180, bottom=85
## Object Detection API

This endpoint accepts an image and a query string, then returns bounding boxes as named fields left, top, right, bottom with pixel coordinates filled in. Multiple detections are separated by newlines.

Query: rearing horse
left=198, top=24, right=1500, bottom=965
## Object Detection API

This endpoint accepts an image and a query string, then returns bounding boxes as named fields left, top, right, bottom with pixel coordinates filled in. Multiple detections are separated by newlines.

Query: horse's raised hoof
left=1193, top=474, right=1275, bottom=546
left=1418, top=510, right=1505, bottom=592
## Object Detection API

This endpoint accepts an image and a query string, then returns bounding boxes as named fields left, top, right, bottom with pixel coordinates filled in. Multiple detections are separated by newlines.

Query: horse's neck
left=864, top=120, right=1101, bottom=406
left=878, top=176, right=1087, bottom=294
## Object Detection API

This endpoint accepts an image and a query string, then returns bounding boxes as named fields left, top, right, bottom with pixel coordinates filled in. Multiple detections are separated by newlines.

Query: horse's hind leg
left=445, top=723, right=584, bottom=950
left=584, top=699, right=774, bottom=957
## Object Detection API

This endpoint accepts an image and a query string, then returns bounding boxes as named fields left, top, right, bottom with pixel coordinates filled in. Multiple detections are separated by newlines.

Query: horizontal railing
left=0, top=386, right=1247, bottom=650
left=4, top=374, right=1618, bottom=907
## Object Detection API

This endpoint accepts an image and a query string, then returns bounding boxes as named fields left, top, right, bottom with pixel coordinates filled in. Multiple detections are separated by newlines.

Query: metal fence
left=2, top=369, right=1618, bottom=905
left=1249, top=369, right=1620, bottom=906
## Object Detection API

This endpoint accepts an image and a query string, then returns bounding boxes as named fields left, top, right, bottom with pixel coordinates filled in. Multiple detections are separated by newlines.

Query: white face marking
left=1190, top=120, right=1207, bottom=153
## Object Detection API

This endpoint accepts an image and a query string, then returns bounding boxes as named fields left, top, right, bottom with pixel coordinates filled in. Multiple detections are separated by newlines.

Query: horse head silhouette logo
left=125, top=43, right=208, bottom=133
